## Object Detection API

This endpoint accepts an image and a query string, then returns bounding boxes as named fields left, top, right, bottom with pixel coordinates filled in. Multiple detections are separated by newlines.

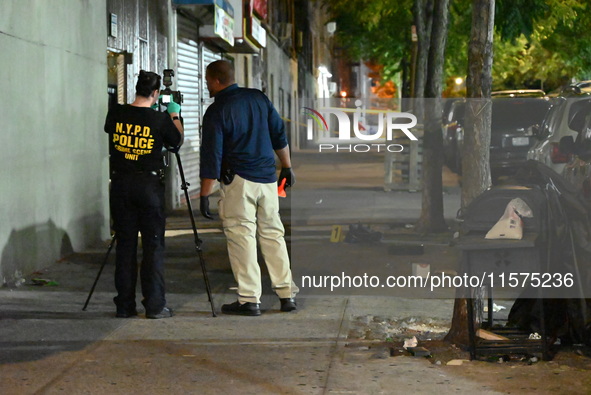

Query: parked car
left=442, top=99, right=465, bottom=173
left=444, top=97, right=551, bottom=180
left=561, top=80, right=591, bottom=94
left=528, top=90, right=591, bottom=174
left=492, top=89, right=546, bottom=98
left=557, top=98, right=591, bottom=196
left=489, top=97, right=552, bottom=180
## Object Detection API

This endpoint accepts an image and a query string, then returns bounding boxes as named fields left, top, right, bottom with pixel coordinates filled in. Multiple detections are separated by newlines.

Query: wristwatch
left=172, top=116, right=180, bottom=121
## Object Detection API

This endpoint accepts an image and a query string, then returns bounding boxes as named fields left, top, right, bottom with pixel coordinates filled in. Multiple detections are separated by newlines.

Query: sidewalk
left=2, top=151, right=590, bottom=394
left=2, top=229, right=586, bottom=394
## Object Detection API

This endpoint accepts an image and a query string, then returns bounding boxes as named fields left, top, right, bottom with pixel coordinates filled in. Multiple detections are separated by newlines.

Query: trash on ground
left=344, top=223, right=382, bottom=243
left=476, top=328, right=510, bottom=341
left=447, top=359, right=470, bottom=366
left=411, top=263, right=430, bottom=278
left=403, top=336, right=418, bottom=349
left=483, top=303, right=506, bottom=312
left=529, top=332, right=542, bottom=340
left=407, top=346, right=431, bottom=357
left=529, top=357, right=539, bottom=364
left=3, top=270, right=26, bottom=288
left=31, top=278, right=59, bottom=286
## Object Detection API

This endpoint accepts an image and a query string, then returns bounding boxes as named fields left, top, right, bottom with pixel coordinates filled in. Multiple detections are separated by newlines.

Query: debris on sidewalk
left=403, top=336, right=418, bottom=349
left=348, top=315, right=450, bottom=342
left=31, top=278, right=59, bottom=286
left=476, top=328, right=510, bottom=341
left=344, top=223, right=382, bottom=243
left=407, top=346, right=431, bottom=357
left=2, top=270, right=26, bottom=288
left=447, top=359, right=470, bottom=366
left=411, top=263, right=430, bottom=278
left=483, top=303, right=506, bottom=313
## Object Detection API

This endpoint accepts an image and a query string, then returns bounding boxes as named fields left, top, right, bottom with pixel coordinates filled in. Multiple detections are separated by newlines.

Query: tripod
left=174, top=150, right=216, bottom=317
left=82, top=152, right=217, bottom=317
left=82, top=233, right=115, bottom=311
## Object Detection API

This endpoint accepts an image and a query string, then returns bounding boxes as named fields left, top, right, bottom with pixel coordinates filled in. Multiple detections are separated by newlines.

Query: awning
left=174, top=0, right=235, bottom=50
left=173, top=0, right=234, bottom=17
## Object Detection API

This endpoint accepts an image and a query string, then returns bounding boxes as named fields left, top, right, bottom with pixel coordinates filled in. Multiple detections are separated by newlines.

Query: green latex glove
left=151, top=95, right=162, bottom=110
left=167, top=98, right=181, bottom=114
left=151, top=95, right=163, bottom=110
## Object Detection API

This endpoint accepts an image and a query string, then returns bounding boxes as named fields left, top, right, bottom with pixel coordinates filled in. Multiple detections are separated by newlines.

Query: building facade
left=1, top=0, right=333, bottom=285
left=1, top=0, right=108, bottom=285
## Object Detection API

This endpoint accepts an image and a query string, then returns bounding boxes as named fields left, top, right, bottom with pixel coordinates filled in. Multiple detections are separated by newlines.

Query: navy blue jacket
left=199, top=84, right=287, bottom=183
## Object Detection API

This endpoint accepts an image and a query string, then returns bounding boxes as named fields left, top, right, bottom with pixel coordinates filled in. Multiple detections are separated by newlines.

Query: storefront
left=172, top=0, right=232, bottom=202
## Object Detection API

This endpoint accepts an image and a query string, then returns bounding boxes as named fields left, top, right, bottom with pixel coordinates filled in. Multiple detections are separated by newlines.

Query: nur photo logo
left=302, top=100, right=419, bottom=153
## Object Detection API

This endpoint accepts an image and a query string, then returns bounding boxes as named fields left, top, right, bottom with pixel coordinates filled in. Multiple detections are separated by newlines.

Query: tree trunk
left=445, top=0, right=495, bottom=347
left=462, top=0, right=494, bottom=207
left=416, top=0, right=450, bottom=233
left=412, top=0, right=433, bottom=120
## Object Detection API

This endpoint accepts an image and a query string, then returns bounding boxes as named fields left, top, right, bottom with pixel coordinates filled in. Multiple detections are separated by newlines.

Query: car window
left=491, top=99, right=550, bottom=132
left=538, top=100, right=564, bottom=138
left=580, top=113, right=591, bottom=141
left=568, top=99, right=591, bottom=133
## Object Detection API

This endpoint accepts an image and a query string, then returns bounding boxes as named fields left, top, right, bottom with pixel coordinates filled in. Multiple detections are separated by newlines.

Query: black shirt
left=104, top=105, right=181, bottom=173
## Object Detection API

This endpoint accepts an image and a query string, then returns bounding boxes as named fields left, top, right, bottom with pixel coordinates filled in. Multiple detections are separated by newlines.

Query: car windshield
left=491, top=99, right=551, bottom=132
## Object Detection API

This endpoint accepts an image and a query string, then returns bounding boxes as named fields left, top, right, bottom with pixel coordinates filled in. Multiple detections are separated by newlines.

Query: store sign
left=185, top=0, right=235, bottom=49
left=214, top=3, right=234, bottom=46
left=252, top=0, right=267, bottom=20
left=249, top=16, right=266, bottom=48
left=109, top=13, right=118, bottom=37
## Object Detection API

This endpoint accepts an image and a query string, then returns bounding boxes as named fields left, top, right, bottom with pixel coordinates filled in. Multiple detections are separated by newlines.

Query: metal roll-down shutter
left=176, top=14, right=201, bottom=199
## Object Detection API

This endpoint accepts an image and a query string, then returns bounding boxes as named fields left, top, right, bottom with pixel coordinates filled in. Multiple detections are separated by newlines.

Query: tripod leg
left=82, top=233, right=116, bottom=311
left=175, top=152, right=217, bottom=317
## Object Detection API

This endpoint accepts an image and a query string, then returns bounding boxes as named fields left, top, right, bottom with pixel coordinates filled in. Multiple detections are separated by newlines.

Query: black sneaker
left=221, top=301, right=261, bottom=316
left=280, top=298, right=297, bottom=312
left=146, top=307, right=173, bottom=319
left=115, top=309, right=138, bottom=318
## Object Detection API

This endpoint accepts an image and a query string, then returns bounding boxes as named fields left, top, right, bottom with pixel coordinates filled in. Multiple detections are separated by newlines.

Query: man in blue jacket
left=199, top=60, right=298, bottom=316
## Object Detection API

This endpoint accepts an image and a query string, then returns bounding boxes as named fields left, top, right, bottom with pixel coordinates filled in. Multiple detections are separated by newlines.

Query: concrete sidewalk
left=1, top=276, right=499, bottom=394
left=3, top=151, right=588, bottom=394
left=0, top=239, right=584, bottom=394
left=0, top=178, right=483, bottom=394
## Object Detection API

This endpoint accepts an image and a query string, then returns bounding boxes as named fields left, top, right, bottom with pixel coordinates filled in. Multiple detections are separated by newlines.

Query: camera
left=160, top=69, right=183, bottom=105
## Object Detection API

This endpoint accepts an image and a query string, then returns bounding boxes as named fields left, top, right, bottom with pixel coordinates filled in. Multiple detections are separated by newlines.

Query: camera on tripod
left=160, top=69, right=183, bottom=105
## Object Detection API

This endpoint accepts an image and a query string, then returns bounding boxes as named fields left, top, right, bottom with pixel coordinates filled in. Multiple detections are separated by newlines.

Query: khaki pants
left=219, top=175, right=298, bottom=303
